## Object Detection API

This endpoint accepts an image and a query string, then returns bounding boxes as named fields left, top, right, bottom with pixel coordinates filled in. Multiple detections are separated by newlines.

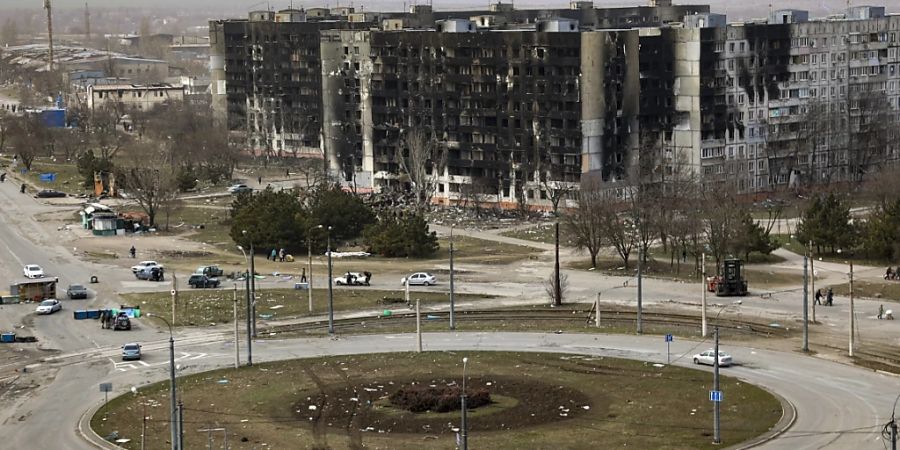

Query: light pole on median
left=326, top=225, right=335, bottom=334
left=307, top=224, right=323, bottom=313
left=460, top=356, right=469, bottom=450
left=237, top=244, right=252, bottom=366
left=146, top=313, right=179, bottom=450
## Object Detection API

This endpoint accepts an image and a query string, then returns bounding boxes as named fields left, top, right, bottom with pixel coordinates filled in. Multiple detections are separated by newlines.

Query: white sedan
left=693, top=350, right=733, bottom=367
left=131, top=260, right=162, bottom=274
left=402, top=272, right=437, bottom=286
left=35, top=299, right=62, bottom=315
left=23, top=264, right=45, bottom=279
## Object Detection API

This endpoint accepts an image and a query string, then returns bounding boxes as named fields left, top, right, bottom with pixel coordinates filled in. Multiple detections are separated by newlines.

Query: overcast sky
left=0, top=1, right=895, bottom=21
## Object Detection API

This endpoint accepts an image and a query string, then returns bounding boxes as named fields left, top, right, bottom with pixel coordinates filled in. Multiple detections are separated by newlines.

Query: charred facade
left=212, top=2, right=900, bottom=206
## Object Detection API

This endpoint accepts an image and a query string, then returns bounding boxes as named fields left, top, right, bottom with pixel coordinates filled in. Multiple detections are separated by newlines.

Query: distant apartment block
left=87, top=83, right=186, bottom=111
left=211, top=2, right=900, bottom=206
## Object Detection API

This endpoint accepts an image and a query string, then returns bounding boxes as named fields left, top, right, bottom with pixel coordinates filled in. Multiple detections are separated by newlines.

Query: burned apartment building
left=212, top=2, right=900, bottom=207
left=697, top=6, right=900, bottom=192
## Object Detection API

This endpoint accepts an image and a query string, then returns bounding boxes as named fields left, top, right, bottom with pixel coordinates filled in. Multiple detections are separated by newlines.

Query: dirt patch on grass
left=297, top=375, right=594, bottom=435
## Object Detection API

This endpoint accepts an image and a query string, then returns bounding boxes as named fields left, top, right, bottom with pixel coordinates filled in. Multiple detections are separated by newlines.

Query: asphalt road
left=10, top=331, right=900, bottom=449
left=1, top=175, right=899, bottom=449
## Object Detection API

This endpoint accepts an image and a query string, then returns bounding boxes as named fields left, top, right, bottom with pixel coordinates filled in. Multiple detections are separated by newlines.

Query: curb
left=77, top=399, right=125, bottom=450
left=726, top=387, right=797, bottom=450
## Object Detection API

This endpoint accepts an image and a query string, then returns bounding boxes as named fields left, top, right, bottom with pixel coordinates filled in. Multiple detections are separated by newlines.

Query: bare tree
left=543, top=272, right=568, bottom=305
left=563, top=178, right=608, bottom=268
left=119, top=144, right=177, bottom=227
left=397, top=128, right=448, bottom=210
left=6, top=114, right=49, bottom=171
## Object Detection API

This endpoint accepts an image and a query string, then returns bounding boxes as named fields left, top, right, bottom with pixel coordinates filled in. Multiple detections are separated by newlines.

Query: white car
left=35, top=299, right=62, bottom=315
left=334, top=271, right=372, bottom=286
left=23, top=264, right=45, bottom=279
left=402, top=272, right=437, bottom=286
left=693, top=350, right=733, bottom=367
left=131, top=261, right=162, bottom=274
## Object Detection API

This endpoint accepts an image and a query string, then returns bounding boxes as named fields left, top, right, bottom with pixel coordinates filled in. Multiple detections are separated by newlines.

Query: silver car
left=122, top=343, right=142, bottom=361
left=402, top=272, right=437, bottom=286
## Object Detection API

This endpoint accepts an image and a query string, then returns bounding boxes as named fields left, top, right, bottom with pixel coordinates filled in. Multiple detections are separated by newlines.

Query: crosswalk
left=110, top=351, right=211, bottom=372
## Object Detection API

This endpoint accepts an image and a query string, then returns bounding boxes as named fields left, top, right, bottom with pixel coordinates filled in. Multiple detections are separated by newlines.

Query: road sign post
left=99, top=382, right=112, bottom=418
left=664, top=334, right=673, bottom=364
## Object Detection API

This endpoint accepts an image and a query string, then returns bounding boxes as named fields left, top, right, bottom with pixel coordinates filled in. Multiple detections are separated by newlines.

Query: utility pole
left=171, top=273, right=177, bottom=326
left=595, top=292, right=601, bottom=328
left=449, top=226, right=456, bottom=330
left=415, top=298, right=422, bottom=352
left=803, top=253, right=809, bottom=352
left=233, top=284, right=239, bottom=369
left=307, top=235, right=314, bottom=313
left=810, top=241, right=816, bottom=323
left=891, top=418, right=897, bottom=450
left=702, top=252, right=708, bottom=337
left=637, top=246, right=643, bottom=334
left=849, top=261, right=855, bottom=357
left=713, top=326, right=721, bottom=445
left=245, top=272, right=252, bottom=366
left=327, top=226, right=335, bottom=334
left=554, top=219, right=561, bottom=306
left=250, top=242, right=257, bottom=338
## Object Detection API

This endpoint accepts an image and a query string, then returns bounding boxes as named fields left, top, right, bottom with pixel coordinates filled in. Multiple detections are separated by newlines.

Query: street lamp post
left=237, top=245, right=252, bottom=366
left=307, top=224, right=323, bottom=313
left=838, top=248, right=855, bottom=356
left=637, top=245, right=643, bottom=334
left=146, top=314, right=179, bottom=450
left=713, top=326, right=721, bottom=445
left=326, top=225, right=335, bottom=334
left=460, top=357, right=469, bottom=450
left=803, top=252, right=809, bottom=352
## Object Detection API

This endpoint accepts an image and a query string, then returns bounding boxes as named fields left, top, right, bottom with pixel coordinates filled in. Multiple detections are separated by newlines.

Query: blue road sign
left=665, top=334, right=673, bottom=342
left=709, top=390, right=723, bottom=402
left=39, top=173, right=56, bottom=182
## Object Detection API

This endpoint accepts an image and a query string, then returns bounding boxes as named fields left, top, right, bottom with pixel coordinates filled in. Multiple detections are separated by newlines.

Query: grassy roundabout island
left=93, top=352, right=782, bottom=449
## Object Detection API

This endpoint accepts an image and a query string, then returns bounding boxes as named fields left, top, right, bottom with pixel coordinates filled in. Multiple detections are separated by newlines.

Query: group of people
left=885, top=267, right=899, bottom=281
left=269, top=248, right=289, bottom=262
left=814, top=288, right=835, bottom=306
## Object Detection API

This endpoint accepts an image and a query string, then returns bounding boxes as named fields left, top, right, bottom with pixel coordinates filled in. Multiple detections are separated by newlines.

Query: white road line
left=137, top=361, right=150, bottom=367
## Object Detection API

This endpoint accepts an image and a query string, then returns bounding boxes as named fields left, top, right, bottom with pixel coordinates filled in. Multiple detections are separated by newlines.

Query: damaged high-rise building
left=210, top=2, right=900, bottom=207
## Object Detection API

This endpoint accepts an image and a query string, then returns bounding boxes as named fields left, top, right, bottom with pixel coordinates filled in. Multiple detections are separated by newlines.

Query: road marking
left=108, top=351, right=216, bottom=371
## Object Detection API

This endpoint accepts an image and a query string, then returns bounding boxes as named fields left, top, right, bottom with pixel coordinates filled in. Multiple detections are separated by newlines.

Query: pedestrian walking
left=826, top=288, right=834, bottom=306
left=814, top=288, right=822, bottom=305
left=300, top=268, right=307, bottom=283
left=879, top=304, right=885, bottom=320
left=129, top=245, right=136, bottom=258
left=258, top=175, right=262, bottom=185
left=270, top=248, right=277, bottom=261
left=279, top=248, right=286, bottom=262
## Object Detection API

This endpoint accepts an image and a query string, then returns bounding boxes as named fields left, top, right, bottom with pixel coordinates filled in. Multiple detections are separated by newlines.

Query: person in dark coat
left=826, top=288, right=834, bottom=306
left=814, top=289, right=822, bottom=305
